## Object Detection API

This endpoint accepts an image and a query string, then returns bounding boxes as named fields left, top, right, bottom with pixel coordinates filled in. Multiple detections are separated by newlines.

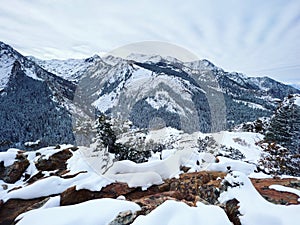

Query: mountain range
left=0, top=41, right=299, bottom=151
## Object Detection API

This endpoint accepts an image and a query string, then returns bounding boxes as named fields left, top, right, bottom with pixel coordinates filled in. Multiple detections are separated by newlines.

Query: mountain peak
left=84, top=54, right=102, bottom=63
left=126, top=53, right=164, bottom=63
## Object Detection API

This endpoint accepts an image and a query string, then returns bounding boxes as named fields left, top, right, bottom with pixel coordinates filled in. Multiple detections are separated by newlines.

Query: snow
left=269, top=185, right=300, bottom=201
left=41, top=196, right=61, bottom=209
left=132, top=200, right=231, bottom=225
left=294, top=95, right=300, bottom=106
left=1, top=127, right=299, bottom=224
left=24, top=67, right=43, bottom=81
left=0, top=146, right=113, bottom=202
left=145, top=91, right=182, bottom=113
left=145, top=127, right=183, bottom=144
left=219, top=131, right=264, bottom=163
left=16, top=198, right=141, bottom=225
left=93, top=61, right=196, bottom=116
left=106, top=147, right=195, bottom=177
left=106, top=128, right=267, bottom=188
left=219, top=171, right=300, bottom=225
left=2, top=172, right=108, bottom=201
left=24, top=140, right=41, bottom=147
left=0, top=53, right=14, bottom=90
left=108, top=171, right=163, bottom=190
left=233, top=99, right=267, bottom=110
left=248, top=172, right=273, bottom=179
left=30, top=57, right=98, bottom=82
left=126, top=53, right=163, bottom=63
left=206, top=156, right=257, bottom=175
left=1, top=162, right=113, bottom=202
left=92, top=91, right=118, bottom=112
left=34, top=145, right=73, bottom=160
left=0, top=149, right=19, bottom=166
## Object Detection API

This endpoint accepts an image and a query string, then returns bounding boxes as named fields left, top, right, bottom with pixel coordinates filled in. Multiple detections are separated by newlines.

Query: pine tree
left=265, top=94, right=300, bottom=155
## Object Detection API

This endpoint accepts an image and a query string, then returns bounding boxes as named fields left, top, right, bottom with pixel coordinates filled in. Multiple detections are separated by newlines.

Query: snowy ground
left=1, top=129, right=300, bottom=225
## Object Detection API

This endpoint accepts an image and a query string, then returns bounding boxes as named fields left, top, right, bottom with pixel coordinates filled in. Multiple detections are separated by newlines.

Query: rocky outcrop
left=0, top=197, right=47, bottom=225
left=60, top=183, right=135, bottom=206
left=35, top=148, right=74, bottom=172
left=0, top=153, right=29, bottom=183
left=224, top=199, right=241, bottom=225
left=0, top=146, right=299, bottom=225
left=251, top=177, right=300, bottom=205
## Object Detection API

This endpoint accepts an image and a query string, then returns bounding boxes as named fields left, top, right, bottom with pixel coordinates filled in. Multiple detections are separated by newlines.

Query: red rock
left=60, top=183, right=135, bottom=206
left=0, top=153, right=29, bottom=184
left=0, top=197, right=46, bottom=225
left=224, top=198, right=241, bottom=225
left=251, top=178, right=300, bottom=205
left=35, top=148, right=73, bottom=172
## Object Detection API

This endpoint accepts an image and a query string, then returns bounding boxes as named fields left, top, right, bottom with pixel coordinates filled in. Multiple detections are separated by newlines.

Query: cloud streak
left=0, top=0, right=299, bottom=83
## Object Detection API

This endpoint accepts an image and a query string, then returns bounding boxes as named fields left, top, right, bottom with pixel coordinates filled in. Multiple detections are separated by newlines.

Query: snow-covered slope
left=1, top=41, right=299, bottom=152
left=0, top=41, right=77, bottom=151
left=29, top=55, right=104, bottom=83
left=75, top=53, right=299, bottom=136
left=1, top=127, right=299, bottom=225
left=0, top=45, right=14, bottom=91
left=0, top=42, right=44, bottom=91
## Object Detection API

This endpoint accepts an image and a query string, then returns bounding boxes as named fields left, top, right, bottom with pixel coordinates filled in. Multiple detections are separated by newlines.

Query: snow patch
left=294, top=96, right=300, bottom=106
left=219, top=171, right=300, bottom=225
left=132, top=200, right=231, bottom=225
left=0, top=149, right=19, bottom=167
left=16, top=198, right=141, bottom=225
left=24, top=67, right=43, bottom=81
left=233, top=99, right=267, bottom=110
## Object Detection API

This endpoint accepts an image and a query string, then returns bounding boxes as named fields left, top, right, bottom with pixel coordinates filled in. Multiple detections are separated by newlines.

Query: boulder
left=108, top=210, right=138, bottom=225
left=35, top=148, right=73, bottom=172
left=0, top=197, right=46, bottom=225
left=0, top=153, right=29, bottom=183
left=60, top=183, right=135, bottom=206
left=224, top=198, right=241, bottom=225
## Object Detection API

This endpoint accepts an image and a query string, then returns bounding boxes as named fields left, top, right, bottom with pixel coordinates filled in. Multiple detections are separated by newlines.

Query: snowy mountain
left=28, top=54, right=103, bottom=83
left=0, top=41, right=76, bottom=151
left=1, top=41, right=299, bottom=151
left=0, top=40, right=300, bottom=224
left=76, top=53, right=299, bottom=136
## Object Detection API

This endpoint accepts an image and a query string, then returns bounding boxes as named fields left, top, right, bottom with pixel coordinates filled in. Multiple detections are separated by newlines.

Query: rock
left=133, top=192, right=182, bottom=215
left=60, top=171, right=226, bottom=211
left=0, top=197, right=46, bottom=225
left=21, top=197, right=51, bottom=212
left=179, top=165, right=191, bottom=173
left=25, top=171, right=44, bottom=184
left=0, top=153, right=30, bottom=183
left=108, top=210, right=137, bottom=225
left=35, top=148, right=73, bottom=172
left=60, top=183, right=135, bottom=206
left=251, top=178, right=300, bottom=205
left=60, top=186, right=102, bottom=206
left=224, top=198, right=241, bottom=225
left=168, top=171, right=226, bottom=203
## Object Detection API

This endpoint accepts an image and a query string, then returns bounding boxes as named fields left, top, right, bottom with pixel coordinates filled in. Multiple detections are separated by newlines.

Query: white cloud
left=0, top=0, right=299, bottom=83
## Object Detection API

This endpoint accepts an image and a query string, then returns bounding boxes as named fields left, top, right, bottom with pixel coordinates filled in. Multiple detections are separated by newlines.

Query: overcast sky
left=0, top=0, right=299, bottom=84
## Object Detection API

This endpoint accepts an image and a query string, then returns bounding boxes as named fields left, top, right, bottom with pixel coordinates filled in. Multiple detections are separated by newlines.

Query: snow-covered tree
left=265, top=94, right=300, bottom=155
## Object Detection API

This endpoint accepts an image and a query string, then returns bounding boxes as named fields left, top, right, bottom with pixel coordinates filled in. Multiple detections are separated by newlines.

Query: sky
left=0, top=0, right=299, bottom=84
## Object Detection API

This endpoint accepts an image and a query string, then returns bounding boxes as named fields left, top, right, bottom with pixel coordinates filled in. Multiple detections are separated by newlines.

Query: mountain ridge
left=0, top=41, right=299, bottom=150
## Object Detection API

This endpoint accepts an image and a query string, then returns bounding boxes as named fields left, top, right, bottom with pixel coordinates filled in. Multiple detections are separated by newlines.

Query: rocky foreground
left=0, top=146, right=299, bottom=225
